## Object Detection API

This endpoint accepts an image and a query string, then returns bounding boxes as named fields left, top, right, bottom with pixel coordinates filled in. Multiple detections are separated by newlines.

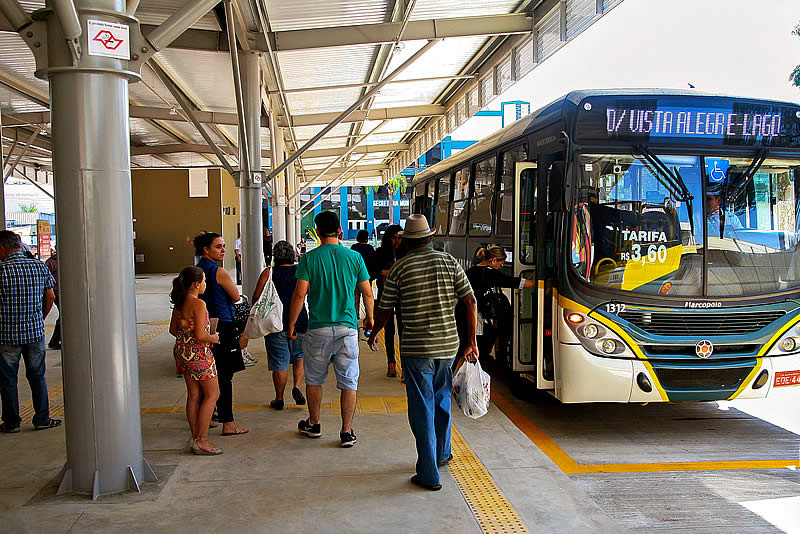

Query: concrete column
left=269, top=123, right=286, bottom=241
left=238, top=51, right=263, bottom=298
left=48, top=0, right=153, bottom=498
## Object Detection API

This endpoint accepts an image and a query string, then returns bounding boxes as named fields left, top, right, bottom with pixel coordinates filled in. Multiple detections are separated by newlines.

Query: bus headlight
left=563, top=310, right=636, bottom=358
left=584, top=324, right=599, bottom=339
left=600, top=339, right=616, bottom=354
left=767, top=327, right=800, bottom=356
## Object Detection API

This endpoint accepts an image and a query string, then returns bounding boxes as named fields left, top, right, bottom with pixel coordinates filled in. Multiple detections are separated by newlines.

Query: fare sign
left=773, top=370, right=800, bottom=387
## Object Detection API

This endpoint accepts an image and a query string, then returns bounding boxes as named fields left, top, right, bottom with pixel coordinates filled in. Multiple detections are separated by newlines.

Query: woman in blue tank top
left=194, top=232, right=249, bottom=436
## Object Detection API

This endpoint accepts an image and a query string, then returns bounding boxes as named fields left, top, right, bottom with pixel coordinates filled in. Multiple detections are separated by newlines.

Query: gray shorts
left=301, top=326, right=360, bottom=390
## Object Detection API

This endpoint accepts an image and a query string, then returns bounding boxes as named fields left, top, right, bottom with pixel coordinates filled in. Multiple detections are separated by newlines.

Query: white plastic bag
left=243, top=269, right=283, bottom=338
left=452, top=360, right=490, bottom=419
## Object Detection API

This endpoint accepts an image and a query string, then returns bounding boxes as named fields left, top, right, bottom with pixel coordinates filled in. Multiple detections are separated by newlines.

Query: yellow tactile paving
left=20, top=382, right=63, bottom=424
left=450, top=425, right=530, bottom=534
left=137, top=321, right=170, bottom=345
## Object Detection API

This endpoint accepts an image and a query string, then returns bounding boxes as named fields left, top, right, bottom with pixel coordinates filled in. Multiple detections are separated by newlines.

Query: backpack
left=476, top=287, right=510, bottom=320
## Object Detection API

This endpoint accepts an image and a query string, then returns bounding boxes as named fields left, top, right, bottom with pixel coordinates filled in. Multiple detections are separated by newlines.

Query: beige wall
left=132, top=168, right=225, bottom=274
left=220, top=170, right=240, bottom=273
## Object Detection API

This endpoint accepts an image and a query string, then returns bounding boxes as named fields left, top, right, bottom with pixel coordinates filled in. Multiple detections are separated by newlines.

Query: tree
left=18, top=203, right=37, bottom=213
left=792, top=23, right=800, bottom=87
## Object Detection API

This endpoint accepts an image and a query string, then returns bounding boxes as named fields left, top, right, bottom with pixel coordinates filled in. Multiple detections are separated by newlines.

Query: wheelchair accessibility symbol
left=706, top=159, right=729, bottom=183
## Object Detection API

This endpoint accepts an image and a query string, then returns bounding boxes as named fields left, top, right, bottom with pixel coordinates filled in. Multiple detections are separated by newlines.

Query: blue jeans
left=265, top=331, right=304, bottom=371
left=401, top=356, right=454, bottom=486
left=0, top=338, right=50, bottom=428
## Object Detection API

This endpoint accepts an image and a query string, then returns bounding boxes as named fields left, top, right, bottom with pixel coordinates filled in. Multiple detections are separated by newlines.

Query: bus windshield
left=571, top=152, right=800, bottom=296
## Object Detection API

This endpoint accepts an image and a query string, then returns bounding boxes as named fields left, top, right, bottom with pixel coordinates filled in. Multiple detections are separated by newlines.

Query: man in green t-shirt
left=288, top=211, right=374, bottom=448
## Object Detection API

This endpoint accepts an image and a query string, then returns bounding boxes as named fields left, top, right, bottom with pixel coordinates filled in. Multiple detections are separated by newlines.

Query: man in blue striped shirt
left=0, top=231, right=59, bottom=433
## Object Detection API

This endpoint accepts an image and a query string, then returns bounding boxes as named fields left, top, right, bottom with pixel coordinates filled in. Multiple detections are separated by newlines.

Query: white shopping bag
left=243, top=269, right=283, bottom=338
left=452, top=360, right=490, bottom=419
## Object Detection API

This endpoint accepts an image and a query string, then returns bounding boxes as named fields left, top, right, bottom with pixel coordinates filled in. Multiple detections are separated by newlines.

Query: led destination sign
left=575, top=97, right=800, bottom=147
left=606, top=108, right=782, bottom=139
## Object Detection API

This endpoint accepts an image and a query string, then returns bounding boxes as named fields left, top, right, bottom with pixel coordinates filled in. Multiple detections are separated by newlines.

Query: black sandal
left=34, top=418, right=62, bottom=431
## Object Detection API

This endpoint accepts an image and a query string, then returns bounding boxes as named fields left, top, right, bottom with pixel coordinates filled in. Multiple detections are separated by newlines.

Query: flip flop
left=221, top=425, right=249, bottom=436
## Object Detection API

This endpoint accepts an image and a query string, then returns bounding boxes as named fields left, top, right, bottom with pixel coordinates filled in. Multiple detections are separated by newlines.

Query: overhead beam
left=7, top=107, right=268, bottom=127
left=130, top=143, right=235, bottom=156
left=270, top=13, right=532, bottom=51
left=270, top=75, right=475, bottom=95
left=282, top=104, right=444, bottom=128
left=64, top=13, right=531, bottom=53
left=299, top=143, right=408, bottom=159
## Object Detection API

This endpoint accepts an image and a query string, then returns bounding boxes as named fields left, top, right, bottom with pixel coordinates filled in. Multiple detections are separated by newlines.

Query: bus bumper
left=556, top=343, right=637, bottom=403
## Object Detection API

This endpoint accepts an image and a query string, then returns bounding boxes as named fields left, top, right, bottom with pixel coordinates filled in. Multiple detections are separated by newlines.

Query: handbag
left=244, top=269, right=284, bottom=337
left=476, top=287, right=510, bottom=320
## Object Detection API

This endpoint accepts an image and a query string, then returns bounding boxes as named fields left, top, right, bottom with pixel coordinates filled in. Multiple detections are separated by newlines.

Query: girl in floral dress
left=169, top=266, right=222, bottom=455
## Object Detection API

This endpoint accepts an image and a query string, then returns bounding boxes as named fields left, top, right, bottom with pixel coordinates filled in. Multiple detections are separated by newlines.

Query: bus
left=411, top=89, right=800, bottom=403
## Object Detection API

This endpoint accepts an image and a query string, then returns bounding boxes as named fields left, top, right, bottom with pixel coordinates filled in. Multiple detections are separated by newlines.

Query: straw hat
left=398, top=214, right=436, bottom=238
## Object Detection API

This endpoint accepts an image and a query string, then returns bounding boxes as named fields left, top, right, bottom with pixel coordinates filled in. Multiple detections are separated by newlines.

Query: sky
left=454, top=0, right=800, bottom=140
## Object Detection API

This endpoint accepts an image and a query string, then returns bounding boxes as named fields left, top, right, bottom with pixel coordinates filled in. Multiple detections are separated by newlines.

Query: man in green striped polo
left=368, top=214, right=479, bottom=491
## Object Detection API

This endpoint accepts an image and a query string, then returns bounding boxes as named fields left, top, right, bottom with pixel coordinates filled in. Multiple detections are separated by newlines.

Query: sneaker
left=340, top=430, right=357, bottom=447
left=386, top=363, right=397, bottom=378
left=269, top=399, right=284, bottom=410
left=0, top=422, right=20, bottom=433
left=410, top=474, right=441, bottom=491
left=292, top=387, right=306, bottom=406
left=298, top=418, right=321, bottom=438
left=242, top=348, right=257, bottom=367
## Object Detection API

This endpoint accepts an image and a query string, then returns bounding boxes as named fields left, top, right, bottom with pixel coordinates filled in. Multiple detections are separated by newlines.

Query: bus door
left=512, top=162, right=542, bottom=381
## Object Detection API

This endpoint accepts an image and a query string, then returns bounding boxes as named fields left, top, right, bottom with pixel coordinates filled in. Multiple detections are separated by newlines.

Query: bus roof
left=411, top=89, right=800, bottom=187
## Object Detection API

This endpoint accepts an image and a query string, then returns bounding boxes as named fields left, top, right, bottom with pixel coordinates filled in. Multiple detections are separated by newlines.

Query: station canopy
left=0, top=0, right=623, bottom=188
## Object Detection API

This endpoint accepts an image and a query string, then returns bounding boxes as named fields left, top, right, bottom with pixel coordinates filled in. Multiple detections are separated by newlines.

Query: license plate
left=773, top=370, right=800, bottom=387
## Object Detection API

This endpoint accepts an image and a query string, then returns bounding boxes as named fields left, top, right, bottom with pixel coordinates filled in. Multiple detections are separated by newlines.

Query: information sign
left=87, top=20, right=130, bottom=60
left=37, top=220, right=51, bottom=258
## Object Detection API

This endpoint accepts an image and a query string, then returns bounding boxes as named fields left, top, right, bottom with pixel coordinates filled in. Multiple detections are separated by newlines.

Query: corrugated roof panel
left=0, top=34, right=49, bottom=103
left=265, top=0, right=389, bottom=31
left=165, top=152, right=218, bottom=167
left=129, top=65, right=182, bottom=109
left=292, top=123, right=354, bottom=143
left=279, top=44, right=377, bottom=90
left=379, top=37, right=486, bottom=95
left=0, top=86, right=47, bottom=114
left=134, top=0, right=221, bottom=31
left=131, top=155, right=170, bottom=167
left=129, top=118, right=180, bottom=146
left=156, top=50, right=235, bottom=113
left=409, top=0, right=520, bottom=20
left=286, top=87, right=365, bottom=115
left=373, top=78, right=450, bottom=108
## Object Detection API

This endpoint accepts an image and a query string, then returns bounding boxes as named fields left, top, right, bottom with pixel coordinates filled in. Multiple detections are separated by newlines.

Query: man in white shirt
left=234, top=235, right=242, bottom=285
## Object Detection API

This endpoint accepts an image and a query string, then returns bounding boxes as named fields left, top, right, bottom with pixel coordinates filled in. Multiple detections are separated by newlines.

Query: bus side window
left=497, top=144, right=528, bottom=237
left=469, top=155, right=496, bottom=236
left=449, top=167, right=469, bottom=236
left=433, top=174, right=451, bottom=236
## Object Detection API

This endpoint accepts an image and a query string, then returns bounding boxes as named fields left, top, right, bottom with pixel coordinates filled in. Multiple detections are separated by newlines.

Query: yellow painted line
left=492, top=389, right=800, bottom=474
left=450, top=425, right=530, bottom=534
left=141, top=398, right=408, bottom=415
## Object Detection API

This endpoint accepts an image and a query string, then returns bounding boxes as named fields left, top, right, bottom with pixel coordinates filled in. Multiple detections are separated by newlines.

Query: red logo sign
left=92, top=30, right=124, bottom=51
left=774, top=370, right=800, bottom=387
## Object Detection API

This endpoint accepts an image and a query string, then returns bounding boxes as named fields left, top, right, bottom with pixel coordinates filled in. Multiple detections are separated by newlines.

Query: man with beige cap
left=368, top=214, right=479, bottom=491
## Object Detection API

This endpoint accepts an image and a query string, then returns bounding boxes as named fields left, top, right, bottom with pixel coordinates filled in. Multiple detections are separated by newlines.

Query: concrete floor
left=0, top=273, right=619, bottom=533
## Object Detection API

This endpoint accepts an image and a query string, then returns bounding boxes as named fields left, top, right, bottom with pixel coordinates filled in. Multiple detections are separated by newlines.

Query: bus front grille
left=619, top=310, right=785, bottom=336
left=652, top=366, right=752, bottom=390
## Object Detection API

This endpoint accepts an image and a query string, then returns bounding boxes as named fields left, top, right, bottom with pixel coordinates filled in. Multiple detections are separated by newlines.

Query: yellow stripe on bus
left=728, top=358, right=762, bottom=400
left=559, top=295, right=670, bottom=401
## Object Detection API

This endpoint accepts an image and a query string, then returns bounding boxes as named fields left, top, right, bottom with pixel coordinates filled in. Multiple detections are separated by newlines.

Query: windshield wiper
left=635, top=145, right=696, bottom=237
left=727, top=149, right=768, bottom=205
